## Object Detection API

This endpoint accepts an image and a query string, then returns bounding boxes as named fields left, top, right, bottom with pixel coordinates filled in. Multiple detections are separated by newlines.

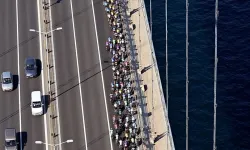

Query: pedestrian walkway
left=126, top=0, right=175, bottom=149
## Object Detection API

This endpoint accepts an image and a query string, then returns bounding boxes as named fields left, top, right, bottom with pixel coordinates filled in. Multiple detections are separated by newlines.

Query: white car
left=30, top=91, right=43, bottom=116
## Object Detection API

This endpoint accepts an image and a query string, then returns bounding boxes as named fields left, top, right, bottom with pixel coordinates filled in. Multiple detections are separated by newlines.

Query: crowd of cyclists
left=103, top=0, right=143, bottom=149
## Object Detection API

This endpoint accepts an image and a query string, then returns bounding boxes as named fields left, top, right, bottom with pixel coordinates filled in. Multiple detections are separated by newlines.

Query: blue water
left=144, top=0, right=250, bottom=149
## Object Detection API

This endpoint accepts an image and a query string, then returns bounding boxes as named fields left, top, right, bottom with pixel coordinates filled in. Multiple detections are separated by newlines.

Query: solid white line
left=16, top=0, right=22, bottom=149
left=90, top=0, right=114, bottom=149
left=69, top=0, right=88, bottom=149
left=48, top=0, right=62, bottom=149
left=36, top=1, right=49, bottom=150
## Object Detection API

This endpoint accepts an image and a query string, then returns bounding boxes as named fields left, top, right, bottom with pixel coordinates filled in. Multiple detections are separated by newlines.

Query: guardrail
left=139, top=0, right=176, bottom=149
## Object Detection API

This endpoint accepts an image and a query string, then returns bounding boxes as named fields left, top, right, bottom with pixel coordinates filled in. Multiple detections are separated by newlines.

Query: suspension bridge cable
left=185, top=0, right=189, bottom=150
left=165, top=0, right=169, bottom=148
left=213, top=0, right=218, bottom=149
left=165, top=0, right=168, bottom=118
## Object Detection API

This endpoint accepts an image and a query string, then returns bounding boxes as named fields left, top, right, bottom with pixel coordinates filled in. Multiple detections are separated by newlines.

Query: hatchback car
left=5, top=128, right=17, bottom=150
left=30, top=91, right=43, bottom=116
left=1, top=72, right=13, bottom=92
left=24, top=57, right=37, bottom=78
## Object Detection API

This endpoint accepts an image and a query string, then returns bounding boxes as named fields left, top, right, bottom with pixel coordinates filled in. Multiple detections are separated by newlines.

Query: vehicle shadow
left=36, top=59, right=42, bottom=77
left=42, top=95, right=50, bottom=114
left=13, top=75, right=19, bottom=90
left=17, top=131, right=27, bottom=150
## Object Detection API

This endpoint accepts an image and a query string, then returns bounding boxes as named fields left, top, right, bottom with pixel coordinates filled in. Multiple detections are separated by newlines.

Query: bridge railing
left=140, top=0, right=176, bottom=149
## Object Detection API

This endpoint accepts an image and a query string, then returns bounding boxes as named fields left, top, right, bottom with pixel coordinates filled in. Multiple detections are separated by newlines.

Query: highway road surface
left=0, top=0, right=117, bottom=150
left=50, top=0, right=116, bottom=150
left=0, top=0, right=46, bottom=150
left=0, top=0, right=19, bottom=149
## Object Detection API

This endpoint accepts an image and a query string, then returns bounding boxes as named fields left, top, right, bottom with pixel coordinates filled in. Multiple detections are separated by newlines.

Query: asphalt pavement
left=0, top=0, right=120, bottom=149
left=51, top=0, right=117, bottom=149
left=18, top=0, right=45, bottom=150
left=0, top=0, right=46, bottom=150
left=51, top=0, right=85, bottom=150
left=0, top=0, right=19, bottom=149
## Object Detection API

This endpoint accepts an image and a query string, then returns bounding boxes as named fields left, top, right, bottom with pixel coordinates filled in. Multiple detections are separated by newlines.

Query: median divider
left=40, top=0, right=60, bottom=148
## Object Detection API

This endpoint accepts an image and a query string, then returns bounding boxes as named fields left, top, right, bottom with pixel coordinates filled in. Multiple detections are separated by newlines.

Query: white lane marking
left=90, top=0, right=113, bottom=149
left=36, top=1, right=49, bottom=150
left=69, top=0, right=88, bottom=149
left=16, top=0, right=22, bottom=149
left=48, top=0, right=62, bottom=149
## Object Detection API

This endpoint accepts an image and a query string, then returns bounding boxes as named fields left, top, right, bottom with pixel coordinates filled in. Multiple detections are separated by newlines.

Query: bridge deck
left=127, top=0, right=175, bottom=149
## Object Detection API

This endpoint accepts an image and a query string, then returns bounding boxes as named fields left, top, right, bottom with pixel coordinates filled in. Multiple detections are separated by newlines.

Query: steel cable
left=213, top=0, right=218, bottom=149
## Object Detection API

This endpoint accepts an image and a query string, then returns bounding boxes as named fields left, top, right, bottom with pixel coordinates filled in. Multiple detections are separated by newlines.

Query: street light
left=29, top=27, right=62, bottom=35
left=55, top=27, right=63, bottom=30
left=29, top=29, right=36, bottom=32
left=29, top=27, right=62, bottom=95
left=35, top=139, right=73, bottom=149
left=66, top=139, right=73, bottom=143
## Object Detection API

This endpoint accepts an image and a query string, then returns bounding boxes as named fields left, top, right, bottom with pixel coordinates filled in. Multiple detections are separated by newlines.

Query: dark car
left=24, top=57, right=37, bottom=78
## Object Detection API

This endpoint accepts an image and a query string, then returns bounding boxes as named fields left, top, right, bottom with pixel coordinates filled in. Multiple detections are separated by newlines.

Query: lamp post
left=29, top=27, right=62, bottom=36
left=35, top=139, right=73, bottom=150
left=29, top=27, right=62, bottom=52
left=29, top=27, right=62, bottom=96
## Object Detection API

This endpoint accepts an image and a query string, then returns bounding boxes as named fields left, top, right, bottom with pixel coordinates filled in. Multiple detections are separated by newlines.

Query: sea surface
left=144, top=0, right=250, bottom=149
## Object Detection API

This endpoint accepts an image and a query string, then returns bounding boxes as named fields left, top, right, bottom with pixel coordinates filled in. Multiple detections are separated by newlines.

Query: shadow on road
left=36, top=59, right=42, bottom=77
left=0, top=61, right=111, bottom=125
left=0, top=95, right=49, bottom=125
left=13, top=75, right=19, bottom=91
left=17, top=131, right=27, bottom=150
left=42, top=95, right=50, bottom=114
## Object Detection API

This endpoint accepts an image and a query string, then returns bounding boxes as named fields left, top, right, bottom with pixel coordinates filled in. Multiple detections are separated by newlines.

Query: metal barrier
left=139, top=0, right=176, bottom=149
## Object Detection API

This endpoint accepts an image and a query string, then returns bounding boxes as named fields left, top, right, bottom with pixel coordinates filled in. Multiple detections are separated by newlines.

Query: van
left=5, top=128, right=17, bottom=150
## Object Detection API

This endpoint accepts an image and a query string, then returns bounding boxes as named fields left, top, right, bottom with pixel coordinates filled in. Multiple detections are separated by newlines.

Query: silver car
left=24, top=57, right=37, bottom=78
left=5, top=128, right=17, bottom=150
left=1, top=72, right=13, bottom=92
